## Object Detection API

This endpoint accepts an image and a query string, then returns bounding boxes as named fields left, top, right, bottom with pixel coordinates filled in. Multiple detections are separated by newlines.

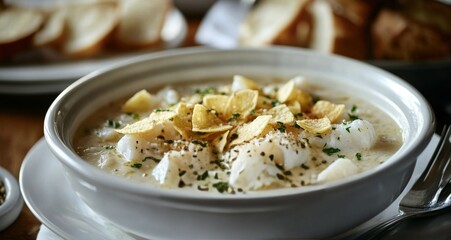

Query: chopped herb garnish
left=295, top=112, right=304, bottom=118
left=337, top=154, right=346, bottom=158
left=228, top=113, right=241, bottom=122
left=323, top=147, right=341, bottom=156
left=164, top=140, right=174, bottom=144
left=348, top=113, right=360, bottom=121
left=212, top=182, right=229, bottom=193
left=143, top=156, right=161, bottom=163
left=197, top=171, right=209, bottom=181
left=345, top=127, right=351, bottom=133
left=192, top=140, right=207, bottom=147
left=211, top=160, right=227, bottom=170
left=276, top=122, right=286, bottom=132
left=105, top=145, right=114, bottom=150
left=195, top=87, right=215, bottom=97
left=154, top=109, right=171, bottom=112
left=107, top=119, right=121, bottom=128
left=351, top=105, right=357, bottom=112
left=293, top=122, right=301, bottom=129
left=130, top=163, right=142, bottom=169
left=126, top=112, right=140, bottom=120
left=356, top=153, right=362, bottom=160
left=271, top=99, right=280, bottom=107
left=276, top=173, right=285, bottom=180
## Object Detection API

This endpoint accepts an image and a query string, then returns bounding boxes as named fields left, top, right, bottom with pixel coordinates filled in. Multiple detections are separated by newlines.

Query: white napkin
left=195, top=0, right=254, bottom=48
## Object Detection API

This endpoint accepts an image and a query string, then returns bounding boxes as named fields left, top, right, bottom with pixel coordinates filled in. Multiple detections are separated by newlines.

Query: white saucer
left=0, top=8, right=187, bottom=95
left=21, top=136, right=439, bottom=240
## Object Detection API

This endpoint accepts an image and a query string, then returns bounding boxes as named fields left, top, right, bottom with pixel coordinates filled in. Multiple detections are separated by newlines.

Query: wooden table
left=0, top=16, right=450, bottom=240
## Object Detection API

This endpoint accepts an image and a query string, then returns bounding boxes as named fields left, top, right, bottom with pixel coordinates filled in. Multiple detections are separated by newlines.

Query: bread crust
left=372, top=9, right=451, bottom=60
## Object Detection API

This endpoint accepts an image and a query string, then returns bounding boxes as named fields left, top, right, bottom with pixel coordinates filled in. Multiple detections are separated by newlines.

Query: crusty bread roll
left=371, top=8, right=451, bottom=60
left=61, top=1, right=119, bottom=58
left=0, top=7, right=44, bottom=59
left=239, top=0, right=313, bottom=47
left=308, top=0, right=367, bottom=59
left=112, top=0, right=170, bottom=50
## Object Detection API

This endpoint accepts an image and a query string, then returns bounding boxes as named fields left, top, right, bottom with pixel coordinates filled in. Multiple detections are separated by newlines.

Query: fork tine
left=437, top=179, right=451, bottom=204
left=422, top=125, right=451, bottom=182
left=400, top=125, right=451, bottom=208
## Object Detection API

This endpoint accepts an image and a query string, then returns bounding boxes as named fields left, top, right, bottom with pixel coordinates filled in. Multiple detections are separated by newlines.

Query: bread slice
left=328, top=0, right=377, bottom=28
left=0, top=7, right=44, bottom=59
left=308, top=0, right=367, bottom=59
left=371, top=8, right=451, bottom=60
left=61, top=1, right=119, bottom=58
left=33, top=7, right=66, bottom=48
left=112, top=0, right=170, bottom=50
left=239, top=0, right=313, bottom=47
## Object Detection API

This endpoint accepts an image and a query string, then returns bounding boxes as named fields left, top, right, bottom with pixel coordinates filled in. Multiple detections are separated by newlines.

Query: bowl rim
left=44, top=46, right=436, bottom=201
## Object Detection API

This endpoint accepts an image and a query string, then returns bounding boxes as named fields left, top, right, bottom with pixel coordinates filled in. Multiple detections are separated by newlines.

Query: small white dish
left=22, top=136, right=439, bottom=239
left=0, top=166, right=23, bottom=231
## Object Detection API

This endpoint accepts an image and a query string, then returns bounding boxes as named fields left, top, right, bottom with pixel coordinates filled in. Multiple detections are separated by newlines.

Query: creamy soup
left=74, top=75, right=402, bottom=194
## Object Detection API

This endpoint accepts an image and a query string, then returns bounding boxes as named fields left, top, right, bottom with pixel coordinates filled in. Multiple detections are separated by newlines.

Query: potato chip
left=122, top=89, right=153, bottom=112
left=296, top=117, right=332, bottom=134
left=231, top=75, right=261, bottom=92
left=116, top=111, right=176, bottom=135
left=257, top=96, right=273, bottom=109
left=277, top=80, right=297, bottom=103
left=295, top=89, right=313, bottom=111
left=203, top=95, right=229, bottom=115
left=230, top=115, right=272, bottom=146
left=212, top=130, right=229, bottom=153
left=286, top=100, right=301, bottom=114
left=172, top=103, right=193, bottom=138
left=266, top=104, right=294, bottom=124
left=225, top=89, right=258, bottom=119
left=192, top=104, right=232, bottom=133
left=311, top=100, right=345, bottom=123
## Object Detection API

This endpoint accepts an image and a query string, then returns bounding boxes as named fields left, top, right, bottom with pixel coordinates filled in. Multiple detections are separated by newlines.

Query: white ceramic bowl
left=44, top=47, right=435, bottom=239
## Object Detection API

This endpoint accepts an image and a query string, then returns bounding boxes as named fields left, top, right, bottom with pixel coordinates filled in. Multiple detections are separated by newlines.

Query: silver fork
left=355, top=124, right=451, bottom=240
